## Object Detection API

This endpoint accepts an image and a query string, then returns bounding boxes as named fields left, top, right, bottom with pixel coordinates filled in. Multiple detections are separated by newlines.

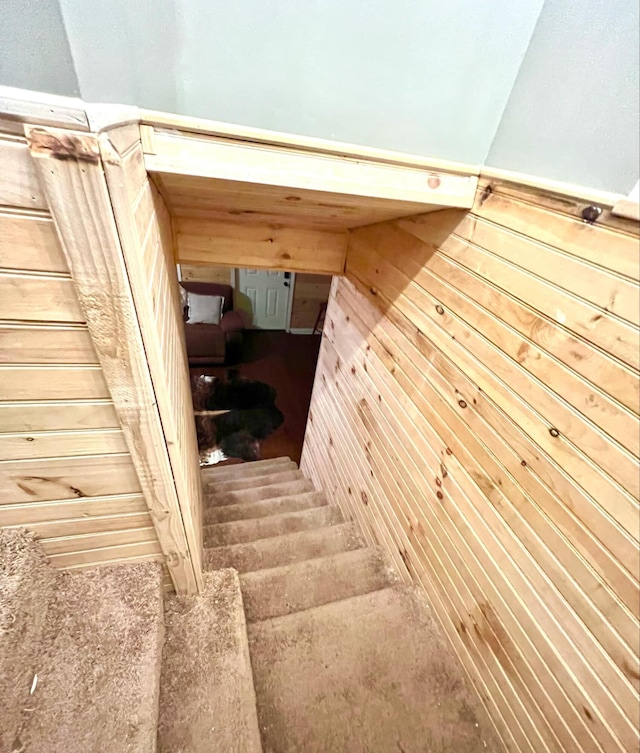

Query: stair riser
left=240, top=546, right=401, bottom=623
left=201, top=457, right=293, bottom=483
left=203, top=523, right=364, bottom=574
left=203, top=491, right=327, bottom=525
left=204, top=505, right=343, bottom=547
left=206, top=469, right=303, bottom=494
left=210, top=480, right=315, bottom=507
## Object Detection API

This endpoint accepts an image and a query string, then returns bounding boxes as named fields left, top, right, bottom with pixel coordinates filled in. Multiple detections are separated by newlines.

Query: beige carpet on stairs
left=158, top=569, right=262, bottom=753
left=201, top=456, right=503, bottom=753
left=249, top=585, right=500, bottom=753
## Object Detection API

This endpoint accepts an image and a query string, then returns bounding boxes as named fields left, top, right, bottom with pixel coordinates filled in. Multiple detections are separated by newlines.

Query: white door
left=237, top=269, right=292, bottom=330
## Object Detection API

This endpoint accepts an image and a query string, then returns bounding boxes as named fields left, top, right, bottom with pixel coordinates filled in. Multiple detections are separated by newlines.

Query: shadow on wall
left=346, top=209, right=466, bottom=317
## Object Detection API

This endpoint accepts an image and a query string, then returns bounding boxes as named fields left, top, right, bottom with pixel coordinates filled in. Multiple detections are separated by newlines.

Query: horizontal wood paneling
left=0, top=400, right=119, bottom=433
left=179, top=264, right=232, bottom=284
left=0, top=211, right=68, bottom=273
left=0, top=137, right=47, bottom=210
left=48, top=540, right=163, bottom=568
left=0, top=272, right=85, bottom=322
left=0, top=134, right=156, bottom=573
left=0, top=493, right=148, bottom=525
left=175, top=218, right=347, bottom=275
left=0, top=366, right=110, bottom=401
left=0, top=429, right=129, bottom=461
left=302, top=182, right=640, bottom=753
left=0, top=324, right=97, bottom=363
left=0, top=454, right=142, bottom=504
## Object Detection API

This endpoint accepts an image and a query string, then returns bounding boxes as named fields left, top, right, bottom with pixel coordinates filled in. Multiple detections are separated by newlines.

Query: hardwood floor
left=190, top=331, right=321, bottom=464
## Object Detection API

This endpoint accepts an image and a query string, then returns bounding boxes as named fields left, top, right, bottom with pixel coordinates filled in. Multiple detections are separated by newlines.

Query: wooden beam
left=175, top=218, right=347, bottom=275
left=26, top=125, right=201, bottom=594
left=140, top=109, right=480, bottom=176
left=145, top=128, right=478, bottom=209
left=97, top=125, right=204, bottom=593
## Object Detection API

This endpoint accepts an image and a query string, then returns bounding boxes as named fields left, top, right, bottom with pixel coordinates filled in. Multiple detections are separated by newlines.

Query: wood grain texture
left=98, top=127, right=204, bottom=593
left=179, top=264, right=232, bottom=284
left=290, top=273, right=332, bottom=329
left=175, top=218, right=347, bottom=275
left=154, top=172, right=450, bottom=231
left=0, top=324, right=97, bottom=363
left=0, top=454, right=141, bottom=503
left=145, top=127, right=478, bottom=231
left=0, top=400, right=119, bottom=433
left=0, top=125, right=160, bottom=573
left=0, top=137, right=48, bottom=209
left=27, top=124, right=198, bottom=593
left=301, top=181, right=640, bottom=753
left=0, top=272, right=85, bottom=322
left=0, top=211, right=68, bottom=273
left=0, top=366, right=110, bottom=401
left=0, top=428, right=128, bottom=461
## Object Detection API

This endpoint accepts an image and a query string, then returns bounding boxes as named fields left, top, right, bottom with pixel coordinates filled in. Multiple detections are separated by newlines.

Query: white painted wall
left=487, top=0, right=640, bottom=193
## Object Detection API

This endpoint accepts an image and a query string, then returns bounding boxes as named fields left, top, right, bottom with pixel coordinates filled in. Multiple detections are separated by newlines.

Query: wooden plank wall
left=174, top=218, right=348, bottom=276
left=290, top=273, right=332, bottom=330
left=301, top=182, right=640, bottom=753
left=179, top=264, right=232, bottom=285
left=0, top=124, right=162, bottom=570
left=99, top=125, right=204, bottom=591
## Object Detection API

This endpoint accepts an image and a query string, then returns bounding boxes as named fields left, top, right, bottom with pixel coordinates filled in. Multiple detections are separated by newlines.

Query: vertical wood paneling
left=301, top=183, right=640, bottom=753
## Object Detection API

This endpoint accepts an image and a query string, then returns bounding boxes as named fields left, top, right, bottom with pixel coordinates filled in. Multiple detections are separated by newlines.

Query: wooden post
left=27, top=125, right=202, bottom=594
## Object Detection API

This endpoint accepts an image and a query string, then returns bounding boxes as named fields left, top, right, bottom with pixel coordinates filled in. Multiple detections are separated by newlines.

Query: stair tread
left=158, top=569, right=262, bottom=753
left=20, top=562, right=163, bottom=753
left=204, top=505, right=343, bottom=547
left=204, top=490, right=327, bottom=525
left=204, top=522, right=364, bottom=574
left=206, top=468, right=303, bottom=494
left=201, top=456, right=294, bottom=483
left=248, top=584, right=500, bottom=753
left=207, top=478, right=315, bottom=507
left=240, top=545, right=400, bottom=622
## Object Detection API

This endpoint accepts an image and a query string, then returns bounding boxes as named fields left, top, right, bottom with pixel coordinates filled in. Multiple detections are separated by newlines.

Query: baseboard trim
left=289, top=327, right=316, bottom=335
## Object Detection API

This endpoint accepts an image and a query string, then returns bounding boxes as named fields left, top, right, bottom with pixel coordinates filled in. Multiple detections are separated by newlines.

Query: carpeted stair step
left=248, top=584, right=500, bottom=753
left=204, top=490, right=327, bottom=525
left=209, top=478, right=315, bottom=507
left=204, top=505, right=343, bottom=547
left=207, top=468, right=305, bottom=495
left=204, top=522, right=364, bottom=574
left=158, top=569, right=262, bottom=753
left=0, top=529, right=56, bottom=753
left=240, top=545, right=401, bottom=623
left=202, top=457, right=294, bottom=484
left=20, top=562, right=164, bottom=753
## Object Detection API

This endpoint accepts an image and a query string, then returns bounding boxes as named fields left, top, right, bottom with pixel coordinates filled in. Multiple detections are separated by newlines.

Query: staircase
left=0, top=457, right=501, bottom=753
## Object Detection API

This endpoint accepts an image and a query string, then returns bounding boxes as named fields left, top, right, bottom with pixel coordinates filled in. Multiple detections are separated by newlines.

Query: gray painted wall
left=58, top=0, right=179, bottom=112
left=174, top=0, right=544, bottom=164
left=0, top=0, right=79, bottom=96
left=487, top=0, right=640, bottom=193
left=2, top=0, right=638, bottom=193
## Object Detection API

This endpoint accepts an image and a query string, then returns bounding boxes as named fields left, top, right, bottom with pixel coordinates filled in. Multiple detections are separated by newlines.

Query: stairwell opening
left=178, top=262, right=332, bottom=470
